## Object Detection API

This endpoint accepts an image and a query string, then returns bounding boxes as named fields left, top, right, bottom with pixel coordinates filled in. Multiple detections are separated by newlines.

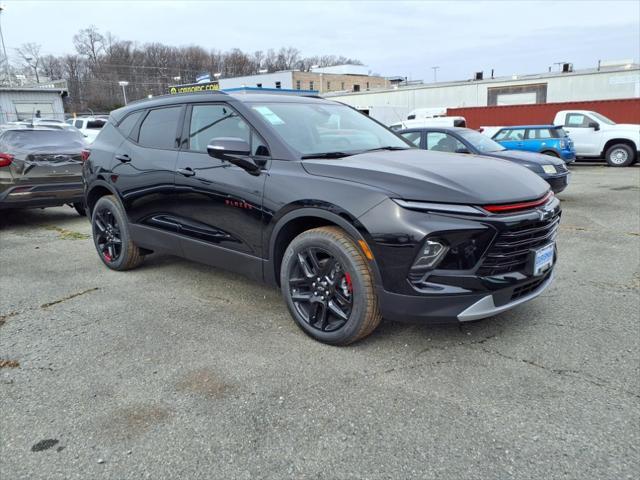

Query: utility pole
left=431, top=66, right=440, bottom=83
left=0, top=5, right=12, bottom=86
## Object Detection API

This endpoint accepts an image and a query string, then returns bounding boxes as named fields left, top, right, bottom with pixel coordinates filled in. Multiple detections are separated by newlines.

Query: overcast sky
left=2, top=0, right=639, bottom=81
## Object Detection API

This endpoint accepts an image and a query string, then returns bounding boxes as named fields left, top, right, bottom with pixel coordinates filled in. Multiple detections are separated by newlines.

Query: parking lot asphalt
left=1, top=163, right=639, bottom=480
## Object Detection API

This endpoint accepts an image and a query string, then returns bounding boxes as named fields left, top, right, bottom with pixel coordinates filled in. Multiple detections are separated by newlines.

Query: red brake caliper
left=104, top=252, right=112, bottom=262
left=344, top=272, right=353, bottom=294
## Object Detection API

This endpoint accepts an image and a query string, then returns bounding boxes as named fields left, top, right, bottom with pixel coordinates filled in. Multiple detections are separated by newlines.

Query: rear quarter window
left=116, top=111, right=144, bottom=138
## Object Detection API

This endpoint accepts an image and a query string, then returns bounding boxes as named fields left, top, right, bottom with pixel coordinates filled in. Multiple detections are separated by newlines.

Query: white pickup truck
left=553, top=110, right=639, bottom=167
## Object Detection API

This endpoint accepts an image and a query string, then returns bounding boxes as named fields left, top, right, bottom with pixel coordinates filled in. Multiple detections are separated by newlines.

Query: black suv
left=83, top=92, right=560, bottom=345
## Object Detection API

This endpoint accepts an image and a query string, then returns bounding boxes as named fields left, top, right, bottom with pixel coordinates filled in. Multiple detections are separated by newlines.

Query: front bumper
left=560, top=150, right=576, bottom=162
left=0, top=182, right=83, bottom=209
left=543, top=173, right=570, bottom=194
left=378, top=269, right=554, bottom=324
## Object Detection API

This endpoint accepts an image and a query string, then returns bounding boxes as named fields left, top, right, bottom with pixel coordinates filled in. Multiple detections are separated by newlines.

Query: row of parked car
left=392, top=109, right=640, bottom=168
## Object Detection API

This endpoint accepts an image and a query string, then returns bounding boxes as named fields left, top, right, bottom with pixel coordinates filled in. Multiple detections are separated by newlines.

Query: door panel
left=109, top=106, right=183, bottom=252
left=174, top=152, right=266, bottom=256
left=173, top=103, right=268, bottom=267
left=563, top=113, right=601, bottom=156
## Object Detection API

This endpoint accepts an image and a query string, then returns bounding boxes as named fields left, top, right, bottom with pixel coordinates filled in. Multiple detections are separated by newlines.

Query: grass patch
left=43, top=225, right=90, bottom=240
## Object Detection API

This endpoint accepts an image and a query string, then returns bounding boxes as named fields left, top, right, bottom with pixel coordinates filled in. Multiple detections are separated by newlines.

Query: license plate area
left=531, top=243, right=555, bottom=276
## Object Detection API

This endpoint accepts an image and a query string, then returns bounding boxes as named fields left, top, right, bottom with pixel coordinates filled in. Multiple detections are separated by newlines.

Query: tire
left=605, top=143, right=635, bottom=167
left=72, top=201, right=86, bottom=216
left=541, top=150, right=559, bottom=158
left=91, top=195, right=143, bottom=270
left=280, top=226, right=382, bottom=345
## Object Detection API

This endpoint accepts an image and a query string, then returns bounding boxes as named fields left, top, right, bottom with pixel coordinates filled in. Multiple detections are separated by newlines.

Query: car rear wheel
left=280, top=226, right=382, bottom=345
left=91, top=195, right=143, bottom=270
left=541, top=150, right=559, bottom=157
left=605, top=143, right=635, bottom=167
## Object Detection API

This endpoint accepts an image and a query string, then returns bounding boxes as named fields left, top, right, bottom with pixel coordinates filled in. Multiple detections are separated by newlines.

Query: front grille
left=477, top=212, right=560, bottom=276
left=510, top=273, right=550, bottom=301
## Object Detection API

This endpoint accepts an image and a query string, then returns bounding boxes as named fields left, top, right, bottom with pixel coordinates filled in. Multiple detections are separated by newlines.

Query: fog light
left=412, top=239, right=449, bottom=271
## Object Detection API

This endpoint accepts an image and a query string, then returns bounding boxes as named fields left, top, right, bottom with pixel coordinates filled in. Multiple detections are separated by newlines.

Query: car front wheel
left=605, top=143, right=635, bottom=167
left=91, top=195, right=143, bottom=270
left=280, top=226, right=382, bottom=345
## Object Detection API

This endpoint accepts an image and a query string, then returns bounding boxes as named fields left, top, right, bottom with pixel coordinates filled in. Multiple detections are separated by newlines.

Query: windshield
left=590, top=112, right=615, bottom=125
left=458, top=129, right=506, bottom=152
left=249, top=102, right=410, bottom=157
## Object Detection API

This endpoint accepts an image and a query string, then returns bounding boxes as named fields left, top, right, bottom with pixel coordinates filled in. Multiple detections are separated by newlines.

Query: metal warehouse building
left=325, top=64, right=640, bottom=126
left=0, top=85, right=68, bottom=124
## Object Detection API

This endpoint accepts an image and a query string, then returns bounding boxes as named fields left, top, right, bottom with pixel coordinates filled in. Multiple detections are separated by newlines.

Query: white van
left=389, top=116, right=466, bottom=131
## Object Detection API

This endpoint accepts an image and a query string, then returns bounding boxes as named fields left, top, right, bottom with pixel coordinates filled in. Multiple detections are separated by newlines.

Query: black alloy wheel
left=288, top=247, right=353, bottom=332
left=93, top=207, right=122, bottom=263
left=91, top=195, right=144, bottom=270
left=280, top=226, right=382, bottom=345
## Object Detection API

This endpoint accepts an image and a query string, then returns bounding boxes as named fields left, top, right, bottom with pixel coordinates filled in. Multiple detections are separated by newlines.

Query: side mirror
left=455, top=147, right=470, bottom=154
left=588, top=121, right=600, bottom=131
left=207, top=137, right=260, bottom=175
left=207, top=137, right=251, bottom=157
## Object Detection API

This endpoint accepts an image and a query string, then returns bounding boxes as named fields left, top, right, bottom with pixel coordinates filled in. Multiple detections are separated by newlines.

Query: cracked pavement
left=1, top=164, right=639, bottom=479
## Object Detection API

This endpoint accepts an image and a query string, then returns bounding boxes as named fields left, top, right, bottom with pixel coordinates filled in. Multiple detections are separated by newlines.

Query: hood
left=489, top=149, right=565, bottom=166
left=301, top=149, right=549, bottom=205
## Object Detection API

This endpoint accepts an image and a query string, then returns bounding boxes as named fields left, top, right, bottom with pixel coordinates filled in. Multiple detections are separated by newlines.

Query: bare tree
left=15, top=42, right=42, bottom=83
left=73, top=25, right=104, bottom=66
left=16, top=25, right=364, bottom=111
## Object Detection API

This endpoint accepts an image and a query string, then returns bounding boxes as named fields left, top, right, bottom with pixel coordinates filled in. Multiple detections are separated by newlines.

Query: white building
left=325, top=64, right=640, bottom=125
left=0, top=85, right=68, bottom=123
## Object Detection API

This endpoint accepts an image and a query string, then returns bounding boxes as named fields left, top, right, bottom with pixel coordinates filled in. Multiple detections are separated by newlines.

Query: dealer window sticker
left=253, top=106, right=285, bottom=125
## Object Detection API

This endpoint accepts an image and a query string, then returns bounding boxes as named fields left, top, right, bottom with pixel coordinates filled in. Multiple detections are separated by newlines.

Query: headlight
left=411, top=239, right=449, bottom=271
left=559, top=140, right=566, bottom=149
left=542, top=165, right=557, bottom=174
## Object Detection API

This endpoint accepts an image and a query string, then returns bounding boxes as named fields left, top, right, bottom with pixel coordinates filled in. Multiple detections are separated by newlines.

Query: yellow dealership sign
left=169, top=81, right=219, bottom=94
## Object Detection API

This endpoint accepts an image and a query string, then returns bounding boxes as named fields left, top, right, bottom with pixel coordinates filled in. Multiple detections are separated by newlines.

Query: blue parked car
left=492, top=125, right=576, bottom=162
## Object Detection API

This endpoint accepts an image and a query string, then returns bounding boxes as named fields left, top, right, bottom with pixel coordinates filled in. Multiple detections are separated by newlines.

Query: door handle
left=115, top=153, right=131, bottom=163
left=177, top=167, right=196, bottom=177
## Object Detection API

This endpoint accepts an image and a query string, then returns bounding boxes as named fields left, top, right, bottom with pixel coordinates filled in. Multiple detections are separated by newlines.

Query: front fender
left=264, top=205, right=384, bottom=288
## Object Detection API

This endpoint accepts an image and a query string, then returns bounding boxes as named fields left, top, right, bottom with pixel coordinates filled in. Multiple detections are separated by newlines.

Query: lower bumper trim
left=457, top=271, right=555, bottom=322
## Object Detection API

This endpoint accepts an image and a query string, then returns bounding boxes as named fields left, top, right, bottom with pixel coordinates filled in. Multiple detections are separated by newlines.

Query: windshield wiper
left=301, top=151, right=353, bottom=159
left=359, top=146, right=411, bottom=153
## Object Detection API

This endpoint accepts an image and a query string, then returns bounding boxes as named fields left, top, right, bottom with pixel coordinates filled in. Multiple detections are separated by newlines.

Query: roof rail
left=125, top=89, right=229, bottom=106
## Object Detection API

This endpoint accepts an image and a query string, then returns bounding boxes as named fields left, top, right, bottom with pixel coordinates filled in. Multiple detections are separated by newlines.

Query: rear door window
left=138, top=107, right=182, bottom=149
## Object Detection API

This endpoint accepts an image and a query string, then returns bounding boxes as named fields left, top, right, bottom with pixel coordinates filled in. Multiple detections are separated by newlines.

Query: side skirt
left=129, top=223, right=265, bottom=283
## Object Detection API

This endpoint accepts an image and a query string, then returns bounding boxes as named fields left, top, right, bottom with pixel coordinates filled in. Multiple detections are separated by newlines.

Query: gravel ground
left=1, top=164, right=639, bottom=480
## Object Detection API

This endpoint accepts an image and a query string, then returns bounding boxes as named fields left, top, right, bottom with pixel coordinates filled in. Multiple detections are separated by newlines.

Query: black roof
left=111, top=91, right=334, bottom=124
